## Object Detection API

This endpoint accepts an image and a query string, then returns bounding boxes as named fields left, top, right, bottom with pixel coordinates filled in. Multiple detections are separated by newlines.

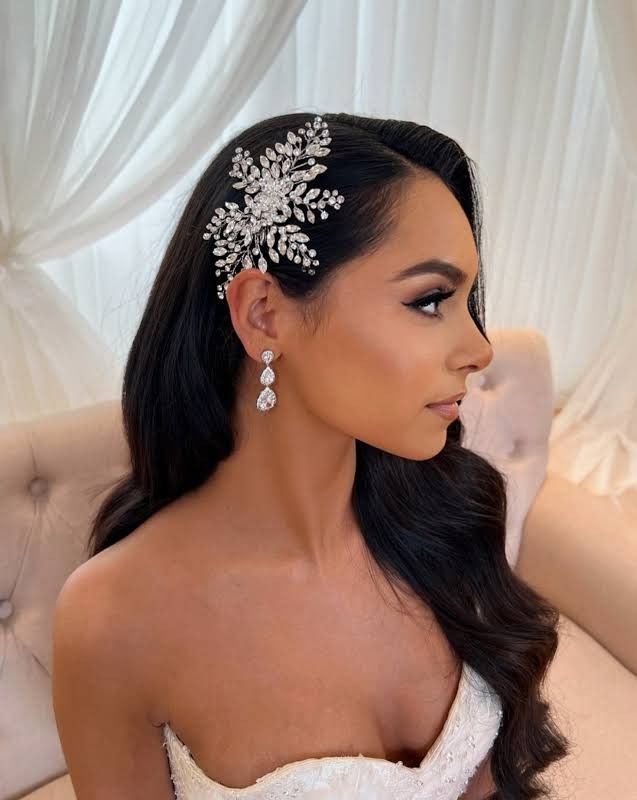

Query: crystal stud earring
left=256, top=350, right=277, bottom=412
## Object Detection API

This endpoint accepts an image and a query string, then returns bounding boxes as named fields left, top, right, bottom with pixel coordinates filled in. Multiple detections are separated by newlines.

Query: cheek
left=299, top=310, right=440, bottom=433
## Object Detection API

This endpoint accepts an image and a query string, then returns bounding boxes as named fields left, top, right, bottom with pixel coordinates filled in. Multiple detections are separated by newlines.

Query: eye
left=405, top=289, right=456, bottom=319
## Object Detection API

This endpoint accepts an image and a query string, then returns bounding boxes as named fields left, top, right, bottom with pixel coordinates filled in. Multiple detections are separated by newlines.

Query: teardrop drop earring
left=256, top=349, right=277, bottom=412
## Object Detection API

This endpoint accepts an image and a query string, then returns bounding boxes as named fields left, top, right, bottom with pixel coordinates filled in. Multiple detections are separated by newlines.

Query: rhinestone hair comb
left=202, top=115, right=345, bottom=301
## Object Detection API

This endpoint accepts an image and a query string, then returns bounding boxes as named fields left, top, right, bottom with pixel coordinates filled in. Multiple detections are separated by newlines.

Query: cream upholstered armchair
left=0, top=327, right=635, bottom=800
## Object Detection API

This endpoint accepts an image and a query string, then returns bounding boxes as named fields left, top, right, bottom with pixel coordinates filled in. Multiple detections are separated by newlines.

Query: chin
left=392, top=437, right=447, bottom=462
left=358, top=426, right=447, bottom=461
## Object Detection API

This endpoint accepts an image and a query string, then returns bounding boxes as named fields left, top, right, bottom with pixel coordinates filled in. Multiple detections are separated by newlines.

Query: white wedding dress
left=162, top=660, right=504, bottom=799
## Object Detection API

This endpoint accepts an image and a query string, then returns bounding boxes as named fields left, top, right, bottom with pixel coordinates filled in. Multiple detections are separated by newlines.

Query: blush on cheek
left=316, top=307, right=433, bottom=425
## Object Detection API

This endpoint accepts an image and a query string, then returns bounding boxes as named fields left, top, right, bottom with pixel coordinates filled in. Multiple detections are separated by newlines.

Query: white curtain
left=0, top=0, right=307, bottom=421
left=2, top=0, right=636, bottom=501
left=547, top=0, right=637, bottom=502
left=592, top=0, right=637, bottom=172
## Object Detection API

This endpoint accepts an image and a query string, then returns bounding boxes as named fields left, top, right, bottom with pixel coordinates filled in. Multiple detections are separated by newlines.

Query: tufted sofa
left=1, top=328, right=635, bottom=800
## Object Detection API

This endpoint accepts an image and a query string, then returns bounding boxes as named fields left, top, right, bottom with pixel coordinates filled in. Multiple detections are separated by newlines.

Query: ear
left=225, top=268, right=283, bottom=362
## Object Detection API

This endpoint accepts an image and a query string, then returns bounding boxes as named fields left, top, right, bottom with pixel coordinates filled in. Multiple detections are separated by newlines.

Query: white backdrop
left=0, top=0, right=307, bottom=417
left=1, top=0, right=636, bottom=500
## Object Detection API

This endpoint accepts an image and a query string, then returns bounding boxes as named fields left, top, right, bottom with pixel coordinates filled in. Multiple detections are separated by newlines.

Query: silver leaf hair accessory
left=203, top=115, right=345, bottom=301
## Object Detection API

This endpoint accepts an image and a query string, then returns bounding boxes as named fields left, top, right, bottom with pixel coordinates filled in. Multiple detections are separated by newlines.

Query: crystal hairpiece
left=203, top=115, right=345, bottom=301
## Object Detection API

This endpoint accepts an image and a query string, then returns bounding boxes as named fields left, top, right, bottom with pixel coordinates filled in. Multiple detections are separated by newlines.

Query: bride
left=52, top=112, right=570, bottom=799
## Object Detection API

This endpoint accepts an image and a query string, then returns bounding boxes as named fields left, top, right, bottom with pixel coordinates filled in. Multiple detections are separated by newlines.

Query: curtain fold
left=547, top=0, right=637, bottom=500
left=0, top=0, right=307, bottom=422
left=592, top=0, right=637, bottom=173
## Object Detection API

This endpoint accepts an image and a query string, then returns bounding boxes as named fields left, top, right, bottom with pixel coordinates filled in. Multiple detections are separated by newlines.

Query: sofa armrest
left=515, top=470, right=637, bottom=676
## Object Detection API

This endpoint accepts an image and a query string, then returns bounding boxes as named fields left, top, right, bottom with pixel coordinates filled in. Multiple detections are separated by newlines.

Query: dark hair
left=87, top=111, right=570, bottom=797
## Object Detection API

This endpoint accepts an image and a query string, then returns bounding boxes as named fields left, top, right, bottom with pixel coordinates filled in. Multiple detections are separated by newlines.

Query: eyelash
left=407, top=288, right=457, bottom=318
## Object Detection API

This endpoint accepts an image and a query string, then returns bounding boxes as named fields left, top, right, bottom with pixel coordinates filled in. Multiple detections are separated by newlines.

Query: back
left=52, top=550, right=176, bottom=799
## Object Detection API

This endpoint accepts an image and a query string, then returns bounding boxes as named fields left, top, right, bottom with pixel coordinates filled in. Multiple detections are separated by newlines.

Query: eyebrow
left=388, top=258, right=476, bottom=288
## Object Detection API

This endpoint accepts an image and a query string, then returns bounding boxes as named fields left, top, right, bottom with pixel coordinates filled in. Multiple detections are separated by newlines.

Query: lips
left=427, top=391, right=466, bottom=406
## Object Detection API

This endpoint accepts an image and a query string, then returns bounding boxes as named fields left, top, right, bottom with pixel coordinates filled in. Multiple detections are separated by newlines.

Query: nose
left=463, top=332, right=494, bottom=376
left=475, top=338, right=494, bottom=372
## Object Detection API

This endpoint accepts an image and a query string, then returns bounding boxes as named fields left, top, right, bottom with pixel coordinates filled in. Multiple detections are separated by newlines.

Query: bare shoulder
left=52, top=521, right=181, bottom=798
left=55, top=499, right=198, bottom=710
left=54, top=521, right=165, bottom=713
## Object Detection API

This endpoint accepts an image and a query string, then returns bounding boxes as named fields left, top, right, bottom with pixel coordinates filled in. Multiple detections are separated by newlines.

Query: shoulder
left=53, top=512, right=182, bottom=722
left=72, top=487, right=207, bottom=605
left=54, top=494, right=229, bottom=715
left=54, top=538, right=154, bottom=691
left=52, top=530, right=182, bottom=798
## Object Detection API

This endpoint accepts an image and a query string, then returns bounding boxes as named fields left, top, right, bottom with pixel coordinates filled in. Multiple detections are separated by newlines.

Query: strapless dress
left=161, top=660, right=503, bottom=799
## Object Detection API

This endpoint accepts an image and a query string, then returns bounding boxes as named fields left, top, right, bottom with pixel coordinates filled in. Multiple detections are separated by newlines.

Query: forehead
left=320, top=173, right=479, bottom=313
left=347, top=175, right=479, bottom=289
left=336, top=175, right=479, bottom=293
left=388, top=175, right=478, bottom=268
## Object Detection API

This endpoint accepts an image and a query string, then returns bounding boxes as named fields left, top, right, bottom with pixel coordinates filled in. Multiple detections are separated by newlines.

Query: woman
left=52, top=112, right=570, bottom=799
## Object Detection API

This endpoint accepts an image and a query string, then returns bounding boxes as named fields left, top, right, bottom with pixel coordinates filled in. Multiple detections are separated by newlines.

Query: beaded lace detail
left=162, top=661, right=503, bottom=799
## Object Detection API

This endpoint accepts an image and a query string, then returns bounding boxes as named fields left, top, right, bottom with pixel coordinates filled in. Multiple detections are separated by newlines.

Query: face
left=229, top=175, right=494, bottom=460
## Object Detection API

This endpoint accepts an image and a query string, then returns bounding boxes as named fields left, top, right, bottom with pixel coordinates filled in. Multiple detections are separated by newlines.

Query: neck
left=198, top=383, right=360, bottom=571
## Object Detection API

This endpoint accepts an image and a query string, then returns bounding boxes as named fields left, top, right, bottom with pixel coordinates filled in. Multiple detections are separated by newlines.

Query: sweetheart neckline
left=163, top=660, right=474, bottom=794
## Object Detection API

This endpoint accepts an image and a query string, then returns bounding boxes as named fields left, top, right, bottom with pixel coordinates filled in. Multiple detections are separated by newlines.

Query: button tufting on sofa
left=0, top=599, right=14, bottom=620
left=28, top=477, right=48, bottom=497
left=509, top=439, right=523, bottom=459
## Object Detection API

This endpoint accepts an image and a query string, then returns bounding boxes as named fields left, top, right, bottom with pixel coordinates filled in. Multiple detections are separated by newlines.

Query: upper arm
left=458, top=752, right=496, bottom=799
left=52, top=560, right=176, bottom=800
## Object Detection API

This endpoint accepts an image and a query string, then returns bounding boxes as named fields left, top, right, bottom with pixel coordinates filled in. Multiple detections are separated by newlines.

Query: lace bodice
left=162, top=661, right=503, bottom=799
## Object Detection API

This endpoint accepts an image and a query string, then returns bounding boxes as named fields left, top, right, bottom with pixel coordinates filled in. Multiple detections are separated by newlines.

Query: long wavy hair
left=87, top=111, right=570, bottom=798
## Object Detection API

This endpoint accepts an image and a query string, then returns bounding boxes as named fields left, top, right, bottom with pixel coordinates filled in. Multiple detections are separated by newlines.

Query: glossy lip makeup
left=425, top=401, right=460, bottom=420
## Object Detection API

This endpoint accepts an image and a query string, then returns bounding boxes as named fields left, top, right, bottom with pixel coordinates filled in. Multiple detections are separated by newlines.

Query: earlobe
left=225, top=271, right=276, bottom=352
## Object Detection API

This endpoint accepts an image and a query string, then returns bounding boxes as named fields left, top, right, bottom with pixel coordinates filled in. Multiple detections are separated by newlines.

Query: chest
left=148, top=552, right=462, bottom=790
